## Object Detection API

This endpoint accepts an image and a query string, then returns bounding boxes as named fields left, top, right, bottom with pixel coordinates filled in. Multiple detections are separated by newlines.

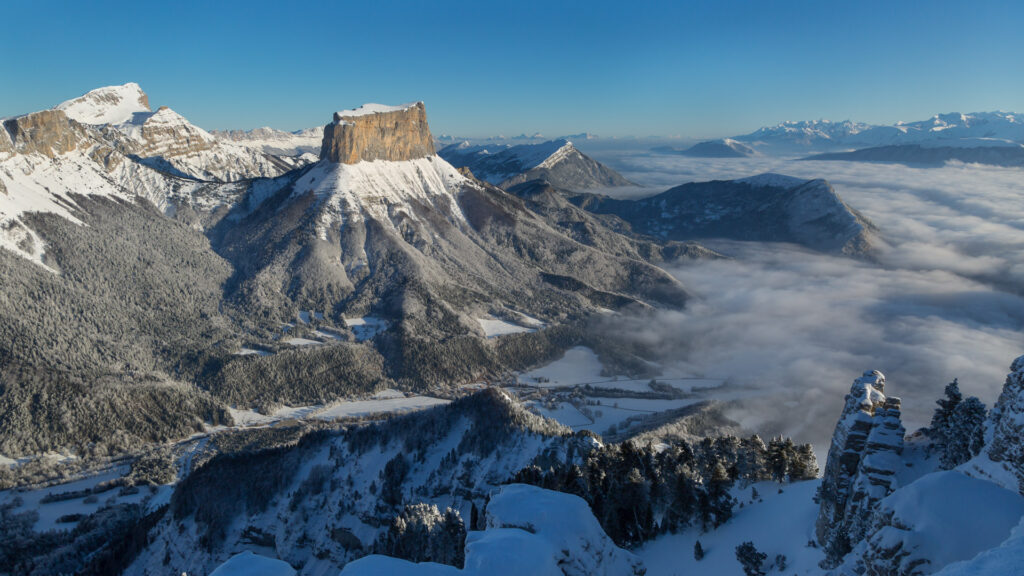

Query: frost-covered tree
left=375, top=503, right=466, bottom=568
left=940, top=396, right=987, bottom=469
left=735, top=541, right=767, bottom=576
left=929, top=379, right=963, bottom=448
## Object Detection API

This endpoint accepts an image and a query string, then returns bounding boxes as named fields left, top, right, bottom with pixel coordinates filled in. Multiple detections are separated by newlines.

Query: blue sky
left=2, top=0, right=1022, bottom=138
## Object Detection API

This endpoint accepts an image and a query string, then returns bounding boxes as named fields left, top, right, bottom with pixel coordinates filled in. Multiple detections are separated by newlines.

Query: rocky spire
left=815, top=369, right=905, bottom=567
left=980, top=355, right=1024, bottom=494
left=320, top=102, right=435, bottom=164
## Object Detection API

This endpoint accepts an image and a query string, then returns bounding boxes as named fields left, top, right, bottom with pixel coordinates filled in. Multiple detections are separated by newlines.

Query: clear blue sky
left=2, top=0, right=1022, bottom=138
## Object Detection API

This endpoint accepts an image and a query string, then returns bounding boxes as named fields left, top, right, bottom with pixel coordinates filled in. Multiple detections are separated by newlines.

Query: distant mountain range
left=732, top=111, right=1024, bottom=157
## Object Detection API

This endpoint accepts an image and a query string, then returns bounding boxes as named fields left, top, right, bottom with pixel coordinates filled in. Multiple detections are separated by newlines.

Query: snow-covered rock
left=961, top=354, right=1024, bottom=494
left=832, top=471, right=1024, bottom=576
left=340, top=484, right=644, bottom=576
left=816, top=370, right=905, bottom=566
left=209, top=551, right=296, bottom=576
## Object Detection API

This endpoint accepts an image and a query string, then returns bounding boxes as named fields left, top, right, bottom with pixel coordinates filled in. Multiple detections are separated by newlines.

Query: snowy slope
left=209, top=551, right=296, bottom=576
left=341, top=484, right=644, bottom=576
left=288, top=155, right=470, bottom=242
left=834, top=471, right=1024, bottom=576
left=640, top=480, right=824, bottom=576
left=55, top=82, right=150, bottom=125
left=930, top=517, right=1024, bottom=576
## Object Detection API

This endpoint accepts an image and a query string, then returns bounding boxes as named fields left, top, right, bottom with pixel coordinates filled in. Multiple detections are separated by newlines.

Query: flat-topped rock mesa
left=320, top=102, right=435, bottom=164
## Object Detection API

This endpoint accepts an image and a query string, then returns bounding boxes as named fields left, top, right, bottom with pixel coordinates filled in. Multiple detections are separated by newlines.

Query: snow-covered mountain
left=56, top=83, right=316, bottom=181
left=735, top=111, right=1024, bottom=154
left=0, top=106, right=241, bottom=266
left=437, top=139, right=633, bottom=190
left=566, top=173, right=878, bottom=256
left=212, top=102, right=689, bottom=356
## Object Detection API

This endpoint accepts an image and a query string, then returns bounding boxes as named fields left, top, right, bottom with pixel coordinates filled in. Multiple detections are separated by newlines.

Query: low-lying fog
left=590, top=150, right=1024, bottom=449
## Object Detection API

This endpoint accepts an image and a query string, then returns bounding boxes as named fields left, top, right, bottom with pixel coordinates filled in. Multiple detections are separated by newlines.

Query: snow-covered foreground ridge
left=814, top=357, right=1024, bottom=575
left=338, top=484, right=643, bottom=576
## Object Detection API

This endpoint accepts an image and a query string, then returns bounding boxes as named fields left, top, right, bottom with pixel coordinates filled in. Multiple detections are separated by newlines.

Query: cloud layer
left=593, top=153, right=1024, bottom=449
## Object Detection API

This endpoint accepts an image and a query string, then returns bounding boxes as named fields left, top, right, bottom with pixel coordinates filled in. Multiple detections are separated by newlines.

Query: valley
left=0, top=59, right=1022, bottom=575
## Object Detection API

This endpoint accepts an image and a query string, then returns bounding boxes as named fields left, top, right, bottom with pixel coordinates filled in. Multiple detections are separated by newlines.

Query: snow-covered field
left=0, top=465, right=154, bottom=532
left=518, top=346, right=605, bottom=386
left=476, top=317, right=534, bottom=338
left=228, top=389, right=449, bottom=426
left=513, top=346, right=729, bottom=436
left=639, top=480, right=824, bottom=576
left=345, top=316, right=389, bottom=341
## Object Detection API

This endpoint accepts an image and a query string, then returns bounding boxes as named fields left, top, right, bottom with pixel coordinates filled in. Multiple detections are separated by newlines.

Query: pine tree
left=694, top=540, right=705, bottom=561
left=707, top=462, right=735, bottom=528
left=735, top=541, right=767, bottom=576
left=930, top=379, right=963, bottom=449
left=941, top=396, right=987, bottom=469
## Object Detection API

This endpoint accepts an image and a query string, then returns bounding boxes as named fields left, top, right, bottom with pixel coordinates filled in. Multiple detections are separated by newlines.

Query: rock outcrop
left=833, top=471, right=1024, bottom=576
left=974, top=355, right=1024, bottom=494
left=816, top=370, right=906, bottom=567
left=2, top=110, right=88, bottom=158
left=321, top=102, right=435, bottom=164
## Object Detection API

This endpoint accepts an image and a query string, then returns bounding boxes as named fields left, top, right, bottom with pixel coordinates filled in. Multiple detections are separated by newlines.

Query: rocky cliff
left=2, top=110, right=88, bottom=158
left=321, top=102, right=435, bottom=164
left=971, top=355, right=1024, bottom=494
left=816, top=370, right=906, bottom=566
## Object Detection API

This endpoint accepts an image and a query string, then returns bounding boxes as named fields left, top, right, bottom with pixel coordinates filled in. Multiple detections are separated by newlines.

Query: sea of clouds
left=588, top=150, right=1024, bottom=449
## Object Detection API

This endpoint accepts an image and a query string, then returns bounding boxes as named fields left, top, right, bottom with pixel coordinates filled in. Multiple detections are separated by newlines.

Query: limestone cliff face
left=0, top=124, right=13, bottom=156
left=816, top=370, right=905, bottom=566
left=981, top=355, right=1024, bottom=494
left=2, top=110, right=88, bottom=158
left=320, top=102, right=435, bottom=164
